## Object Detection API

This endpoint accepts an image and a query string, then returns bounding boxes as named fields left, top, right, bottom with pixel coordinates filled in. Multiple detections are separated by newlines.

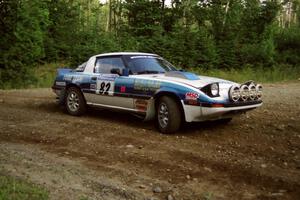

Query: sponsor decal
left=55, top=81, right=66, bottom=86
left=90, top=83, right=96, bottom=90
left=185, top=92, right=199, bottom=100
left=185, top=92, right=199, bottom=105
left=134, top=80, right=161, bottom=92
left=134, top=99, right=148, bottom=112
left=120, top=86, right=126, bottom=93
left=130, top=56, right=156, bottom=59
left=63, top=75, right=83, bottom=82
left=63, top=75, right=72, bottom=81
left=97, top=74, right=118, bottom=81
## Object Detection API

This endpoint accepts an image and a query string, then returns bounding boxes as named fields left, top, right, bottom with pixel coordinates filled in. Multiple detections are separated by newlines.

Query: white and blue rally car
left=52, top=52, right=263, bottom=133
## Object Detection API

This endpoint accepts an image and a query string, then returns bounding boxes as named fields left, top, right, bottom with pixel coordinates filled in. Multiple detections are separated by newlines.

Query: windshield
left=123, top=55, right=177, bottom=75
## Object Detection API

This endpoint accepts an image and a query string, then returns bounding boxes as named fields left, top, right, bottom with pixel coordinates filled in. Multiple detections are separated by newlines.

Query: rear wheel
left=157, top=96, right=182, bottom=134
left=65, top=87, right=86, bottom=116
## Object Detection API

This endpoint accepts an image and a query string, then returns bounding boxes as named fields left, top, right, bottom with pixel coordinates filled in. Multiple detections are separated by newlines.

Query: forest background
left=1, top=0, right=300, bottom=88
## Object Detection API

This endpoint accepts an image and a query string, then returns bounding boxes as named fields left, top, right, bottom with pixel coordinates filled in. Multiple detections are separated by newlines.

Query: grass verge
left=34, top=63, right=300, bottom=88
left=1, top=63, right=299, bottom=89
left=33, top=62, right=68, bottom=88
left=192, top=64, right=300, bottom=83
left=0, top=175, right=49, bottom=200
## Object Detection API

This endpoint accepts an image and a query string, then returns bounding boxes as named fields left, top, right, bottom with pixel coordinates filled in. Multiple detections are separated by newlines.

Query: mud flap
left=143, top=99, right=155, bottom=121
left=58, top=89, right=66, bottom=106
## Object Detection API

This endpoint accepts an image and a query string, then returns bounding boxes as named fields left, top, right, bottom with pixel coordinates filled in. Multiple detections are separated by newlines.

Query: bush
left=275, top=27, right=300, bottom=65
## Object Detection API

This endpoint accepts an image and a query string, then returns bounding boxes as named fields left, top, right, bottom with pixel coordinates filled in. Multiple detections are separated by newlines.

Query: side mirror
left=122, top=68, right=129, bottom=76
left=110, top=68, right=121, bottom=75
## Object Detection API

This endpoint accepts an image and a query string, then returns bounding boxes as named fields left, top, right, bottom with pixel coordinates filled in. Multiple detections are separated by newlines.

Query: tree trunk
left=223, top=0, right=230, bottom=26
left=106, top=0, right=112, bottom=32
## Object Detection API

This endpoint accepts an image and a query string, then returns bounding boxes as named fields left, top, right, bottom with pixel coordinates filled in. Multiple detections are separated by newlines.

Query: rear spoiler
left=57, top=68, right=73, bottom=76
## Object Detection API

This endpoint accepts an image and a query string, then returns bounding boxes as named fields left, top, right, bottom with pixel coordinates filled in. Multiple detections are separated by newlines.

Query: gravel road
left=0, top=83, right=299, bottom=200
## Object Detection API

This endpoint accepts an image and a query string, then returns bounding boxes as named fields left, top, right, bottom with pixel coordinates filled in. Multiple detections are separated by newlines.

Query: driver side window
left=95, top=57, right=125, bottom=74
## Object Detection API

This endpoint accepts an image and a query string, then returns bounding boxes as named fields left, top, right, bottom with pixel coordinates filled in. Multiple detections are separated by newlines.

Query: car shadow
left=178, top=120, right=233, bottom=135
left=85, top=107, right=233, bottom=135
left=86, top=106, right=155, bottom=128
left=37, top=101, right=234, bottom=135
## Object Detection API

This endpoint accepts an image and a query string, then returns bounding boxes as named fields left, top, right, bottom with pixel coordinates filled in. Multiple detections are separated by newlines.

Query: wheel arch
left=61, top=83, right=86, bottom=105
left=66, top=83, right=81, bottom=90
left=154, top=91, right=186, bottom=122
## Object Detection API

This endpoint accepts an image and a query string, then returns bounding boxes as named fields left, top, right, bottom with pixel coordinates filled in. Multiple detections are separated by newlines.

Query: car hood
left=131, top=73, right=236, bottom=89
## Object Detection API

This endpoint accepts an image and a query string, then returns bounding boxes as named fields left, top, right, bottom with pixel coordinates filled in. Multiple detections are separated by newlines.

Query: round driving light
left=229, top=85, right=240, bottom=102
left=256, top=84, right=263, bottom=100
left=211, top=83, right=219, bottom=96
left=249, top=84, right=256, bottom=100
left=240, top=85, right=249, bottom=101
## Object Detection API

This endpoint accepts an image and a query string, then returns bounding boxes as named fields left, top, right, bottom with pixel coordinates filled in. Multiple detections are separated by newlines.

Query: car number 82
left=97, top=81, right=114, bottom=95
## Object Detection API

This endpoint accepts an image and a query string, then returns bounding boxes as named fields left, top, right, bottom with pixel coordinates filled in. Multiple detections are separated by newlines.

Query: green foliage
left=1, top=0, right=300, bottom=89
left=123, top=0, right=163, bottom=37
left=163, top=27, right=218, bottom=69
left=68, top=32, right=122, bottom=66
left=0, top=0, right=49, bottom=88
left=0, top=175, right=49, bottom=200
left=275, top=26, right=300, bottom=65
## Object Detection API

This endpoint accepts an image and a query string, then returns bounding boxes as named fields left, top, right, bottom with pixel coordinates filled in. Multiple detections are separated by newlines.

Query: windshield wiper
left=137, top=70, right=164, bottom=74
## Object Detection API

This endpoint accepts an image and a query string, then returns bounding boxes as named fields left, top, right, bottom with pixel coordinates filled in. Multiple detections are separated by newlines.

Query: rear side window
left=95, top=57, right=125, bottom=74
left=75, top=62, right=87, bottom=72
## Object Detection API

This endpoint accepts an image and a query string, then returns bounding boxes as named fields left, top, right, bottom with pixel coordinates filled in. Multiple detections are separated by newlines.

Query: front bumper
left=182, top=101, right=263, bottom=122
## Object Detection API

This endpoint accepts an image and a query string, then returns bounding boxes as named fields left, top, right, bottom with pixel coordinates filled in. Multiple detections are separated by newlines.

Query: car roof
left=94, top=52, right=158, bottom=57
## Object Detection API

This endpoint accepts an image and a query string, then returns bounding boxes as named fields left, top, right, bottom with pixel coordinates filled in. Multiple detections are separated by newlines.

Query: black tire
left=65, top=87, right=86, bottom=116
left=156, top=96, right=182, bottom=134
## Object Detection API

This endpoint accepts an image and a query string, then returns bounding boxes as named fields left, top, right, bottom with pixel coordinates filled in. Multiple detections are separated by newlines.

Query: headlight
left=240, top=85, right=249, bottom=101
left=229, top=85, right=240, bottom=102
left=201, top=83, right=219, bottom=97
left=211, top=83, right=219, bottom=96
left=249, top=84, right=256, bottom=100
left=256, top=84, right=263, bottom=100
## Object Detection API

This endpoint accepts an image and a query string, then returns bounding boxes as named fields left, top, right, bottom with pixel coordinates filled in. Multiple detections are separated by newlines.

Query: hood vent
left=165, top=71, right=200, bottom=80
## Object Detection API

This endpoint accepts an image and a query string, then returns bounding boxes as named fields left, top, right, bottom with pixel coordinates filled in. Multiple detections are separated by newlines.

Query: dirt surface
left=0, top=83, right=299, bottom=200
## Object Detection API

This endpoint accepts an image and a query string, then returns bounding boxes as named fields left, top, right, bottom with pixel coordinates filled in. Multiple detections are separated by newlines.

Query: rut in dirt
left=0, top=84, right=300, bottom=199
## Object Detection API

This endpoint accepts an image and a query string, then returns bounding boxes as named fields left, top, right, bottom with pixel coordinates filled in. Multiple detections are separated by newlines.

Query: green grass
left=202, top=192, right=214, bottom=200
left=33, top=62, right=69, bottom=88
left=0, top=62, right=68, bottom=89
left=191, top=64, right=300, bottom=83
left=0, top=175, right=49, bottom=200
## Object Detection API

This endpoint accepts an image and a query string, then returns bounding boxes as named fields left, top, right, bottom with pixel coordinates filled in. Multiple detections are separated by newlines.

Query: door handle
left=91, top=77, right=97, bottom=81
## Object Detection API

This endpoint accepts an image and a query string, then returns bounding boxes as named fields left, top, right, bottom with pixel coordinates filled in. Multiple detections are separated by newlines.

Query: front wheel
left=65, top=87, right=86, bottom=116
left=157, top=96, right=182, bottom=134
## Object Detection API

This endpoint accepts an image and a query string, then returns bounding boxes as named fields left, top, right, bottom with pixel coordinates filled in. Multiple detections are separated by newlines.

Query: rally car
left=52, top=52, right=263, bottom=133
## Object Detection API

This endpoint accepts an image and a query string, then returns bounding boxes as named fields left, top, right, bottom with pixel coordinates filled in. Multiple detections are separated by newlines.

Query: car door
left=86, top=56, right=134, bottom=109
